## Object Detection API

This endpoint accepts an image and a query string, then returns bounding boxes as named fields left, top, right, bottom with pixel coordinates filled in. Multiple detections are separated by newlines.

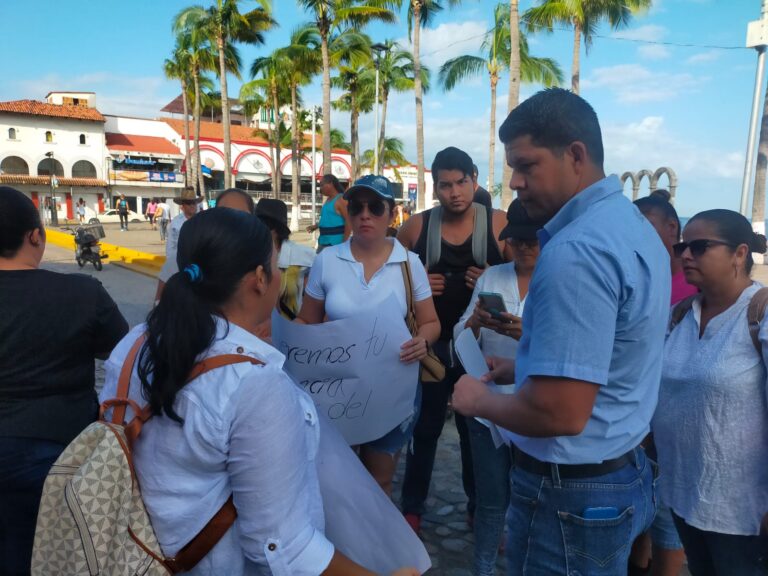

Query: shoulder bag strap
left=426, top=207, right=442, bottom=270
left=108, top=334, right=147, bottom=427
left=471, top=202, right=488, bottom=267
left=747, top=287, right=768, bottom=355
left=400, top=260, right=418, bottom=336
left=669, top=295, right=697, bottom=333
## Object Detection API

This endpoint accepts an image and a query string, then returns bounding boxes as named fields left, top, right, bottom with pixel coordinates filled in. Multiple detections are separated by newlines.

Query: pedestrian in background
left=306, top=174, right=351, bottom=253
left=145, top=197, right=158, bottom=231
left=0, top=186, right=128, bottom=575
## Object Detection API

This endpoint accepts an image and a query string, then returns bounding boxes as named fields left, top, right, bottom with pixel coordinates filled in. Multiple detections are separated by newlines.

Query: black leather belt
left=512, top=446, right=635, bottom=479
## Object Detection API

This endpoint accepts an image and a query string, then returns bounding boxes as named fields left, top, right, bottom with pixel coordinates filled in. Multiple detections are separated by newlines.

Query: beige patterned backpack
left=31, top=335, right=260, bottom=575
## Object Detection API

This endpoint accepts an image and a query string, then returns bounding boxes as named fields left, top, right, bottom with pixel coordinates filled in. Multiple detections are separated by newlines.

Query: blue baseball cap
left=344, top=174, right=395, bottom=201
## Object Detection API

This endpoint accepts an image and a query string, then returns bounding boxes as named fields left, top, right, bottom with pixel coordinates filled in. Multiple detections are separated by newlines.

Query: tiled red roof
left=0, top=175, right=107, bottom=187
left=106, top=133, right=182, bottom=156
left=162, top=117, right=350, bottom=154
left=0, top=100, right=105, bottom=122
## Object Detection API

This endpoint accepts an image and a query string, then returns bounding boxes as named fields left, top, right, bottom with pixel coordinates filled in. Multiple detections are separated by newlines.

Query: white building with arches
left=0, top=92, right=108, bottom=221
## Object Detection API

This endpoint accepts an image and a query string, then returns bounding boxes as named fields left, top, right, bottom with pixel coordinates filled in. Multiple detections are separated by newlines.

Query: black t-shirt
left=413, top=207, right=503, bottom=342
left=0, top=269, right=128, bottom=444
left=473, top=187, right=493, bottom=210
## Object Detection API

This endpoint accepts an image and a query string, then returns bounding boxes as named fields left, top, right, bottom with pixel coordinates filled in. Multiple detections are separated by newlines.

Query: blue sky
left=0, top=0, right=760, bottom=217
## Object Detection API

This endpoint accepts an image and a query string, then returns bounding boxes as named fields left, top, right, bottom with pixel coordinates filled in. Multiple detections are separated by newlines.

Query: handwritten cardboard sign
left=271, top=296, right=419, bottom=445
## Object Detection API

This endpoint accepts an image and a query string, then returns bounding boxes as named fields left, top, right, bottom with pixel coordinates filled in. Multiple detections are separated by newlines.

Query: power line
left=417, top=24, right=749, bottom=59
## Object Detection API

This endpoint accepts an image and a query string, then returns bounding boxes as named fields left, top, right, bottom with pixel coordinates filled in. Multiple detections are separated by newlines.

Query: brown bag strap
left=669, top=295, right=697, bottom=333
left=111, top=334, right=147, bottom=426
left=747, top=287, right=768, bottom=354
left=400, top=260, right=417, bottom=336
left=164, top=495, right=238, bottom=574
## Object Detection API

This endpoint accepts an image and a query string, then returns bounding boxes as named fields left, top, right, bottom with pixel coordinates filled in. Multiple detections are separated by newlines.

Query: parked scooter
left=71, top=224, right=106, bottom=271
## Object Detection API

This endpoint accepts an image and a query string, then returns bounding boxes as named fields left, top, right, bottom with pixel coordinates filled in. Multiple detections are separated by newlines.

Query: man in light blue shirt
left=452, top=88, right=670, bottom=575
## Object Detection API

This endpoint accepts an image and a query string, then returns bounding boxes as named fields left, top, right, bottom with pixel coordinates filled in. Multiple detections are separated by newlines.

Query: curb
left=45, top=229, right=165, bottom=277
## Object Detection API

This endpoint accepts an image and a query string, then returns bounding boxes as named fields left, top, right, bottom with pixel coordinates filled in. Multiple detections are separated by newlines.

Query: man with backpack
left=117, top=194, right=130, bottom=231
left=396, top=147, right=507, bottom=535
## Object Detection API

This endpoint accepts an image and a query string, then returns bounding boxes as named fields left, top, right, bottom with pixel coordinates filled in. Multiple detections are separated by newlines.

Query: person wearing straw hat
left=154, top=187, right=202, bottom=302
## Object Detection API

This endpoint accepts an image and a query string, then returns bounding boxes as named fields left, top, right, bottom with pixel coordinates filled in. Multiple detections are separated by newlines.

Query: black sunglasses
left=506, top=237, right=539, bottom=248
left=180, top=199, right=198, bottom=206
left=673, top=239, right=736, bottom=258
left=348, top=198, right=387, bottom=217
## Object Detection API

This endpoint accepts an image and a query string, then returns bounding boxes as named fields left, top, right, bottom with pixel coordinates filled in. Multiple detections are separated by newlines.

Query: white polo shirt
left=305, top=238, right=431, bottom=320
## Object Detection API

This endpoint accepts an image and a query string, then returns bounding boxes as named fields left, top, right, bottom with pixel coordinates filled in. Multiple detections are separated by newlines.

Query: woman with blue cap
left=298, top=175, right=440, bottom=495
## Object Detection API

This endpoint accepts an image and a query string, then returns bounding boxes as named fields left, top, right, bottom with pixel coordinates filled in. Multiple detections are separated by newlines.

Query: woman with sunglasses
left=452, top=198, right=545, bottom=576
left=298, top=175, right=440, bottom=495
left=653, top=209, right=768, bottom=575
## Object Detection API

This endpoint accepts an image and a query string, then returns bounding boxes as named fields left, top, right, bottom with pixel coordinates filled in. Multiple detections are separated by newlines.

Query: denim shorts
left=650, top=499, right=684, bottom=550
left=364, top=385, right=422, bottom=455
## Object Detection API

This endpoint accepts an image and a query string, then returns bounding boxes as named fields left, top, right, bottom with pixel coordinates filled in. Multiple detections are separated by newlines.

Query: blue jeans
left=506, top=447, right=656, bottom=576
left=0, top=437, right=65, bottom=576
left=467, top=417, right=510, bottom=576
left=672, top=512, right=768, bottom=576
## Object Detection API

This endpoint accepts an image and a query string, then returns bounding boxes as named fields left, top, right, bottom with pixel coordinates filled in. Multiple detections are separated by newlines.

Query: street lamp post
left=741, top=0, right=768, bottom=217
left=311, top=106, right=318, bottom=226
left=371, top=43, right=389, bottom=176
left=45, top=151, right=58, bottom=226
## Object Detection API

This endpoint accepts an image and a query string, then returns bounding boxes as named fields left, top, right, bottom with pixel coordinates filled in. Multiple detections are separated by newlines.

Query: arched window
left=72, top=160, right=97, bottom=178
left=37, top=158, right=64, bottom=177
left=8, top=128, right=16, bottom=140
left=79, top=134, right=86, bottom=145
left=45, top=131, right=53, bottom=143
left=1, top=156, right=29, bottom=175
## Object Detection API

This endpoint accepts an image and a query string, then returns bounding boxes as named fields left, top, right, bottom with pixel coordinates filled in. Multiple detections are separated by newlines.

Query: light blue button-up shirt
left=503, top=175, right=670, bottom=464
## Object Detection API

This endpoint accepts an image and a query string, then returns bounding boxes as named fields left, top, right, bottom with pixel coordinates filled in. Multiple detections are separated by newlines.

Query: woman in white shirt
left=653, top=209, right=768, bottom=575
left=453, top=199, right=543, bottom=576
left=298, top=175, right=440, bottom=496
left=100, top=207, right=418, bottom=576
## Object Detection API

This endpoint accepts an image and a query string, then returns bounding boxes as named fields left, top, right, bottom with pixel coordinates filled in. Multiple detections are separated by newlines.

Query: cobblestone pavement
left=390, top=416, right=504, bottom=575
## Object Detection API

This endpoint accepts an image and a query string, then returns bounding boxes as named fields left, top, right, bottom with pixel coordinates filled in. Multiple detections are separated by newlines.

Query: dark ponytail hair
left=0, top=186, right=43, bottom=258
left=138, top=208, right=273, bottom=422
left=634, top=189, right=681, bottom=241
left=687, top=208, right=768, bottom=274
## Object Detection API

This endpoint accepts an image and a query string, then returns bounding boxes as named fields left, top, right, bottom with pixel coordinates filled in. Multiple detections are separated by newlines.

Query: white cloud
left=10, top=73, right=176, bottom=118
left=637, top=44, right=672, bottom=60
left=611, top=25, right=668, bottom=42
left=603, top=115, right=743, bottom=202
left=396, top=21, right=488, bottom=69
left=686, top=50, right=720, bottom=65
left=582, top=64, right=708, bottom=103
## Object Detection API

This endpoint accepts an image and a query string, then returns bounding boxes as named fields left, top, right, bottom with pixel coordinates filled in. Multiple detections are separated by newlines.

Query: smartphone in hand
left=478, top=292, right=508, bottom=320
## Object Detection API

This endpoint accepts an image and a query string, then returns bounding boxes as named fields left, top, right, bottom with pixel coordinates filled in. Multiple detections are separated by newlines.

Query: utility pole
left=45, top=151, right=58, bottom=226
left=741, top=0, right=768, bottom=217
left=311, top=106, right=318, bottom=226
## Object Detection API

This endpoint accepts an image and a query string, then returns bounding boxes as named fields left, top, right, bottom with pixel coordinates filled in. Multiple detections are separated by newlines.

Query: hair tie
left=183, top=263, right=203, bottom=284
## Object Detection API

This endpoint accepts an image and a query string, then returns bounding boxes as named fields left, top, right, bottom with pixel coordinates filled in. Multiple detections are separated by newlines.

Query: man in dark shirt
left=0, top=186, right=128, bottom=575
left=397, top=149, right=507, bottom=535
left=472, top=164, right=493, bottom=210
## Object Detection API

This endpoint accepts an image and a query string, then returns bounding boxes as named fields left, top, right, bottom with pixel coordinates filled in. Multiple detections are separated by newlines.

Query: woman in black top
left=0, top=186, right=128, bottom=575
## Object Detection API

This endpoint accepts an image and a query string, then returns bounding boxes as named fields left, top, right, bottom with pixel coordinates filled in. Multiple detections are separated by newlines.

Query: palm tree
left=277, top=26, right=322, bottom=229
left=501, top=0, right=521, bottom=208
left=524, top=0, right=652, bottom=94
left=373, top=41, right=428, bottom=167
left=361, top=137, right=410, bottom=181
left=243, top=50, right=291, bottom=198
left=170, top=25, right=218, bottom=199
left=333, top=59, right=376, bottom=181
left=164, top=42, right=194, bottom=191
left=439, top=3, right=562, bottom=195
left=296, top=0, right=397, bottom=176
left=408, top=0, right=461, bottom=210
left=176, top=1, right=275, bottom=189
left=752, top=81, right=768, bottom=246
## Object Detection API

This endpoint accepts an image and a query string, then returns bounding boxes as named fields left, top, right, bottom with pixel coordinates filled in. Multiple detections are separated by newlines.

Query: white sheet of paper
left=454, top=328, right=511, bottom=448
left=272, top=295, right=419, bottom=445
